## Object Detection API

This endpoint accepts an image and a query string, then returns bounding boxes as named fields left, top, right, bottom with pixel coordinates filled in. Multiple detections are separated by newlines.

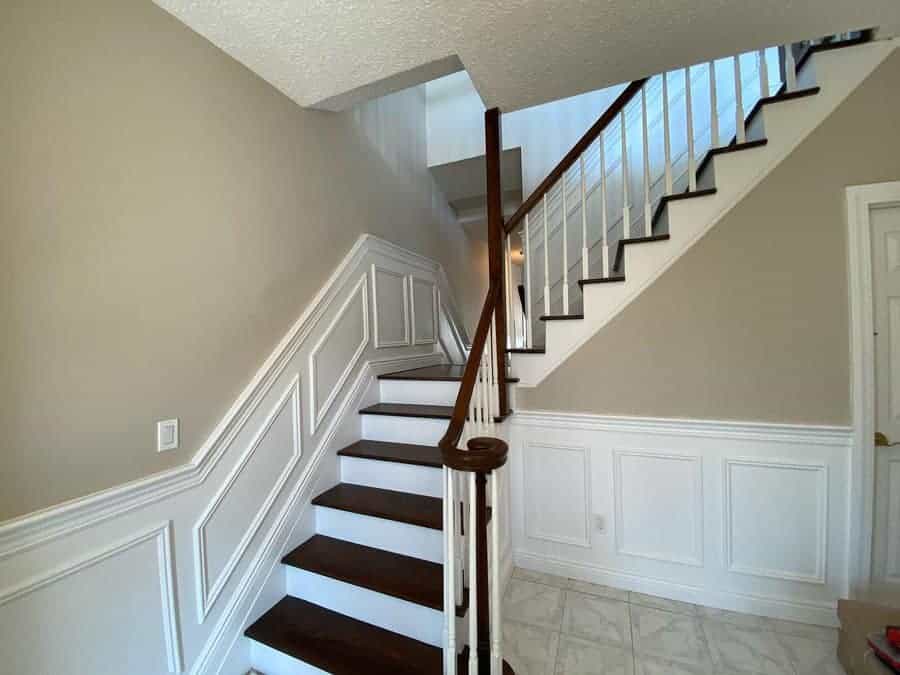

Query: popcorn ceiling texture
left=154, top=0, right=899, bottom=112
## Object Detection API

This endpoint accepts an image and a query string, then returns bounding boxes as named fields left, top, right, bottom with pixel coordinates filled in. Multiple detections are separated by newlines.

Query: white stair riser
left=379, top=379, right=460, bottom=406
left=362, top=414, right=448, bottom=445
left=285, top=567, right=447, bottom=647
left=340, top=456, right=443, bottom=498
left=250, top=640, right=329, bottom=675
left=314, top=505, right=443, bottom=562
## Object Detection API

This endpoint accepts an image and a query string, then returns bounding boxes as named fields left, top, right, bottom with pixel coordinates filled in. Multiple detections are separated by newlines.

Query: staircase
left=239, top=30, right=893, bottom=675
left=244, top=365, right=515, bottom=674
left=504, top=31, right=897, bottom=386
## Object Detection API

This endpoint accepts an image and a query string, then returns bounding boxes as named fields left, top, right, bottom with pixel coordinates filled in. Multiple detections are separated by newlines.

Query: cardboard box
left=838, top=599, right=900, bottom=674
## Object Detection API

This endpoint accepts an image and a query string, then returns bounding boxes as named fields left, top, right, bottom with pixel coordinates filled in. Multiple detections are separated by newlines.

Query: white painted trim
left=194, top=375, right=303, bottom=621
left=522, top=441, right=592, bottom=548
left=371, top=264, right=410, bottom=348
left=514, top=550, right=842, bottom=627
left=409, top=274, right=439, bottom=346
left=612, top=450, right=704, bottom=567
left=0, top=234, right=460, bottom=561
left=846, top=180, right=900, bottom=596
left=0, top=521, right=183, bottom=673
left=512, top=410, right=852, bottom=447
left=723, top=457, right=829, bottom=584
left=309, top=274, right=370, bottom=432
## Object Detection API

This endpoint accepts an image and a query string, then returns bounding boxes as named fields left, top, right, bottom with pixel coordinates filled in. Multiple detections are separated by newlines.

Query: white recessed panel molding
left=523, top=441, right=591, bottom=548
left=410, top=276, right=437, bottom=345
left=725, top=459, right=828, bottom=584
left=310, top=275, right=369, bottom=431
left=372, top=265, right=409, bottom=349
left=613, top=450, right=703, bottom=566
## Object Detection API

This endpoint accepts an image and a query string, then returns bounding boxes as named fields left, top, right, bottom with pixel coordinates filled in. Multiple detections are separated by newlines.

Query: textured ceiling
left=154, top=0, right=900, bottom=112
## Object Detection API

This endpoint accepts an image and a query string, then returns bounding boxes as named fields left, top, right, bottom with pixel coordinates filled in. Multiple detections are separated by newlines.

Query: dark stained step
left=695, top=139, right=768, bottom=183
left=796, top=30, right=872, bottom=72
left=338, top=439, right=442, bottom=468
left=359, top=403, right=453, bottom=420
left=613, top=233, right=671, bottom=272
left=539, top=314, right=584, bottom=321
left=312, top=483, right=442, bottom=530
left=578, top=275, right=625, bottom=287
left=379, top=364, right=519, bottom=383
left=507, top=347, right=546, bottom=354
left=650, top=188, right=718, bottom=233
left=245, top=597, right=515, bottom=675
left=744, top=86, right=820, bottom=132
left=283, top=535, right=466, bottom=616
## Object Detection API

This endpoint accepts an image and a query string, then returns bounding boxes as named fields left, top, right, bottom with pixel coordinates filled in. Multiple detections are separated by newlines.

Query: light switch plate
left=157, top=419, right=179, bottom=452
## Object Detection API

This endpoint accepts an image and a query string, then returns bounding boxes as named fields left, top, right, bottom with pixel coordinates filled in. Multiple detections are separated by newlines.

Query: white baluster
left=456, top=472, right=464, bottom=606
left=523, top=216, right=533, bottom=348
left=641, top=85, right=651, bottom=236
left=599, top=132, right=610, bottom=277
left=662, top=72, right=673, bottom=194
left=468, top=472, right=478, bottom=675
left=444, top=467, right=457, bottom=675
left=783, top=44, right=797, bottom=92
left=542, top=194, right=550, bottom=316
left=561, top=176, right=569, bottom=315
left=620, top=110, right=630, bottom=238
left=685, top=66, right=696, bottom=192
left=580, top=155, right=588, bottom=279
left=708, top=61, right=719, bottom=149
left=490, top=469, right=502, bottom=675
left=733, top=55, right=746, bottom=144
left=758, top=48, right=770, bottom=98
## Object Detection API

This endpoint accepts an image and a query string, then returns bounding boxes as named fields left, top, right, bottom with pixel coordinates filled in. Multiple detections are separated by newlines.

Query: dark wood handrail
left=438, top=284, right=500, bottom=458
left=504, top=78, right=648, bottom=234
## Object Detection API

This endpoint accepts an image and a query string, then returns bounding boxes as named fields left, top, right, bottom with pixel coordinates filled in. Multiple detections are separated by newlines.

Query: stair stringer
left=511, top=39, right=897, bottom=387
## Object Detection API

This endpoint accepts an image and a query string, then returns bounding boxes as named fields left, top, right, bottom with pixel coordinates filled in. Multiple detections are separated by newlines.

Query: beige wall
left=0, top=0, right=482, bottom=521
left=520, top=51, right=900, bottom=425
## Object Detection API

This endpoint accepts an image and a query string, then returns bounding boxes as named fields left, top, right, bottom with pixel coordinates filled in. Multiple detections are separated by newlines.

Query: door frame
left=846, top=180, right=900, bottom=595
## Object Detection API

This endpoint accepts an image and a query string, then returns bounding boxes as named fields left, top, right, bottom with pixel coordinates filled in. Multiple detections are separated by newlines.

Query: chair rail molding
left=846, top=180, right=900, bottom=596
left=0, top=231, right=459, bottom=675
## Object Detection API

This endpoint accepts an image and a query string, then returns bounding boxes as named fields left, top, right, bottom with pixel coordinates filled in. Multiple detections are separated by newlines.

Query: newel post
left=485, top=108, right=509, bottom=417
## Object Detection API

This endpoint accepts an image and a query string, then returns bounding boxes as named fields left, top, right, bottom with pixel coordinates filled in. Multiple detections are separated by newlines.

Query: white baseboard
left=515, top=551, right=841, bottom=627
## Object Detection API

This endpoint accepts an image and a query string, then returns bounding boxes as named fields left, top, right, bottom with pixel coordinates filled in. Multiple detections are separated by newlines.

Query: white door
left=871, top=203, right=900, bottom=589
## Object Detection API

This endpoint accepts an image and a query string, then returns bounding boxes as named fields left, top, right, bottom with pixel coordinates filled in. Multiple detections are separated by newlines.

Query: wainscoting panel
left=0, top=234, right=463, bottom=675
left=613, top=450, right=703, bottom=566
left=310, top=275, right=369, bottom=431
left=523, top=442, right=591, bottom=548
left=0, top=522, right=181, bottom=674
left=724, top=459, right=827, bottom=584
left=410, top=275, right=437, bottom=345
left=372, top=265, right=409, bottom=349
left=509, top=411, right=853, bottom=626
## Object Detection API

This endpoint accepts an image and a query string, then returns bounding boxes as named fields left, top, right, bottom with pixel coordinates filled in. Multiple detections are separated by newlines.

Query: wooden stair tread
left=744, top=85, right=820, bottom=130
left=579, top=275, right=625, bottom=287
left=695, top=139, right=768, bottom=181
left=359, top=402, right=453, bottom=419
left=246, top=597, right=514, bottom=675
left=539, top=314, right=584, bottom=321
left=245, top=596, right=444, bottom=674
left=312, top=483, right=442, bottom=530
left=507, top=347, right=546, bottom=354
left=650, top=188, right=718, bottom=234
left=379, top=364, right=519, bottom=383
left=338, top=439, right=442, bottom=468
left=283, top=535, right=466, bottom=616
left=613, top=233, right=672, bottom=272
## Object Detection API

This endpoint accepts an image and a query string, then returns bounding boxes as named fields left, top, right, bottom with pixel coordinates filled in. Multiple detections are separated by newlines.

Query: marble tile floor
left=503, top=568, right=843, bottom=675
